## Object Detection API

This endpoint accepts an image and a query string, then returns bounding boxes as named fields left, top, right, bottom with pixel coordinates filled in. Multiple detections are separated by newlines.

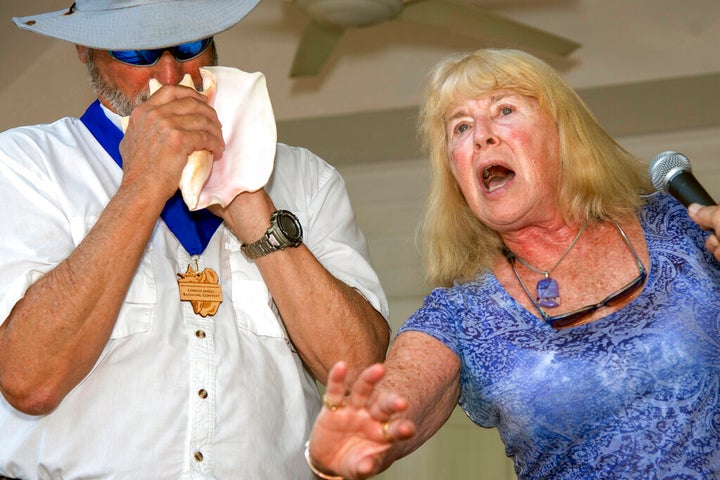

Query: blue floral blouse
left=399, top=193, right=720, bottom=479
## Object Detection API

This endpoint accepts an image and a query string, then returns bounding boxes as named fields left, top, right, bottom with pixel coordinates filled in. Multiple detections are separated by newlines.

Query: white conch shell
left=192, top=66, right=276, bottom=210
left=120, top=67, right=276, bottom=212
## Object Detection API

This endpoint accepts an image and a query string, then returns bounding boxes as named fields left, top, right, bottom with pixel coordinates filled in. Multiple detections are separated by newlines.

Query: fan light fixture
left=296, top=0, right=404, bottom=28
left=289, top=0, right=581, bottom=78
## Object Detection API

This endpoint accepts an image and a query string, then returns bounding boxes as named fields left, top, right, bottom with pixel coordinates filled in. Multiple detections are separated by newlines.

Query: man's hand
left=119, top=83, right=225, bottom=205
left=688, top=203, right=720, bottom=260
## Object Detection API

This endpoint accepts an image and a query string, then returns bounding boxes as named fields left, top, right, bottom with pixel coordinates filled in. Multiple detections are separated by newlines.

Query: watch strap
left=241, top=210, right=302, bottom=260
left=241, top=231, right=280, bottom=259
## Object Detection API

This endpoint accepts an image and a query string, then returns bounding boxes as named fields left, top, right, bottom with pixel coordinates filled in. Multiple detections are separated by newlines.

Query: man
left=0, top=1, right=390, bottom=479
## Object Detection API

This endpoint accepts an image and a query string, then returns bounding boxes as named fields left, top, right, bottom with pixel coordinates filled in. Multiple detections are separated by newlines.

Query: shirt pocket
left=111, top=249, right=157, bottom=339
left=231, top=279, right=290, bottom=340
left=228, top=252, right=289, bottom=340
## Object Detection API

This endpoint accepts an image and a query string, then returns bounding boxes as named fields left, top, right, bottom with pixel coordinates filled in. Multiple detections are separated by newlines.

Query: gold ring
left=382, top=420, right=392, bottom=442
left=322, top=394, right=344, bottom=412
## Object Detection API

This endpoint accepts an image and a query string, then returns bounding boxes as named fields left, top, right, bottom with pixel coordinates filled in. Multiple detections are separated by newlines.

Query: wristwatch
left=241, top=210, right=303, bottom=259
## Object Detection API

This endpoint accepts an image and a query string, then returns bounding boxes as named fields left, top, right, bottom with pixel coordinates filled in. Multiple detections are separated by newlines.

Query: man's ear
left=76, top=45, right=90, bottom=64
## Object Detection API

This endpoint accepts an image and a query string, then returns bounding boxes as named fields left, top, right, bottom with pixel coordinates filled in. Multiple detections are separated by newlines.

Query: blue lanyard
left=80, top=100, right=222, bottom=255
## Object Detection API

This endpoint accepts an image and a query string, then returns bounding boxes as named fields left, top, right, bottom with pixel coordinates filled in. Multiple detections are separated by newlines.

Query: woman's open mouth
left=482, top=164, right=515, bottom=192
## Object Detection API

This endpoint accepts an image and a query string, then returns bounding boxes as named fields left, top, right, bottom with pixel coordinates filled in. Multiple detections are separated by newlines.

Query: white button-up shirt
left=0, top=111, right=388, bottom=479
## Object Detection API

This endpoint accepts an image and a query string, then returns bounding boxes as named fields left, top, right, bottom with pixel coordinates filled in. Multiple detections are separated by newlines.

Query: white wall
left=619, top=127, right=720, bottom=200
left=336, top=126, right=720, bottom=480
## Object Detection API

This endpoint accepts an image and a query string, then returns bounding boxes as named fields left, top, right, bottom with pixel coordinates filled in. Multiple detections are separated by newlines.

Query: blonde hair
left=419, top=49, right=651, bottom=287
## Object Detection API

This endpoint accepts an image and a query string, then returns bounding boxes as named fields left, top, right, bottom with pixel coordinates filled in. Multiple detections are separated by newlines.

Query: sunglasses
left=109, top=37, right=214, bottom=66
left=506, top=221, right=647, bottom=330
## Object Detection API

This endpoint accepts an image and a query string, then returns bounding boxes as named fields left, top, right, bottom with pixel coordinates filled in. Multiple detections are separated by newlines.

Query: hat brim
left=12, top=0, right=262, bottom=50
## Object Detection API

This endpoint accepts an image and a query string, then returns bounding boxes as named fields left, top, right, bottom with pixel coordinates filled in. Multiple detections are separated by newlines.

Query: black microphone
left=648, top=151, right=716, bottom=207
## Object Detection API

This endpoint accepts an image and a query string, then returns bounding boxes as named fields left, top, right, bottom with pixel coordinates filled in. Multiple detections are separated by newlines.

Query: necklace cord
left=512, top=221, right=588, bottom=276
left=504, top=220, right=646, bottom=328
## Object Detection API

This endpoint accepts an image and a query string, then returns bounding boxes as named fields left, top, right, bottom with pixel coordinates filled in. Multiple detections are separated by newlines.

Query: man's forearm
left=213, top=189, right=390, bottom=384
left=256, top=244, right=389, bottom=384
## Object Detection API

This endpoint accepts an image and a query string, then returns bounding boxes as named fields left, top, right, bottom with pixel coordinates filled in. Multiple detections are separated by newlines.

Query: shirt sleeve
left=0, top=127, right=79, bottom=324
left=0, top=119, right=123, bottom=325
left=398, top=287, right=461, bottom=355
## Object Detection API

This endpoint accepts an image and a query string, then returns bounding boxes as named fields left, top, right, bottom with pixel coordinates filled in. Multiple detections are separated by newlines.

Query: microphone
left=648, top=151, right=716, bottom=207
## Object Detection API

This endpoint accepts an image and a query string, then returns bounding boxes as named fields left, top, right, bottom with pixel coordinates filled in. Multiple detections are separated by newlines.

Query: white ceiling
left=1, top=0, right=719, bottom=163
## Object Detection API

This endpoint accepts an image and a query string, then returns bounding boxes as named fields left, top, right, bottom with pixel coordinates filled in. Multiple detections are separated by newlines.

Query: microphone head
left=648, top=151, right=691, bottom=193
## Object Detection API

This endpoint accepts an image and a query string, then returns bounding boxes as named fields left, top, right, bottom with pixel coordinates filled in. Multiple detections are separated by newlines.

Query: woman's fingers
left=382, top=417, right=416, bottom=442
left=310, top=362, right=418, bottom=480
left=368, top=392, right=409, bottom=423
left=348, top=363, right=385, bottom=409
left=322, top=361, right=349, bottom=412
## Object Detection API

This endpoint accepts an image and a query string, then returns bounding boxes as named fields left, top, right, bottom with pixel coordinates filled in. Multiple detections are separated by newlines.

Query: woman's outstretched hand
left=307, top=361, right=417, bottom=479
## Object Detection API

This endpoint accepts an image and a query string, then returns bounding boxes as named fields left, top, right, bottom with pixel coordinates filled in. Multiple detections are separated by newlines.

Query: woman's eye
left=455, top=123, right=469, bottom=134
left=500, top=106, right=513, bottom=116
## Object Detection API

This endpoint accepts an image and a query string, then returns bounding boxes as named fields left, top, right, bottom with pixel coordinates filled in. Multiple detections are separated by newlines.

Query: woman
left=304, top=49, right=720, bottom=479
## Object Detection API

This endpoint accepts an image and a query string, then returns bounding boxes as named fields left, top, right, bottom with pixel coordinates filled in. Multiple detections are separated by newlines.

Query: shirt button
left=195, top=330, right=206, bottom=338
left=198, top=389, right=208, bottom=399
left=194, top=451, right=204, bottom=462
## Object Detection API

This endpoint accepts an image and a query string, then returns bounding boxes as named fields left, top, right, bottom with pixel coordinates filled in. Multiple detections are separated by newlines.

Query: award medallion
left=177, top=262, right=222, bottom=317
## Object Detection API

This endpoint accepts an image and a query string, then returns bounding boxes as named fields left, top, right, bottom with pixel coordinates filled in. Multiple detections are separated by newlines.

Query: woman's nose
left=474, top=125, right=498, bottom=149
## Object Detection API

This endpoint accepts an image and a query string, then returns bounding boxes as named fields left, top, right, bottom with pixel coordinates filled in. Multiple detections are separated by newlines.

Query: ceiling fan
left=287, top=0, right=580, bottom=78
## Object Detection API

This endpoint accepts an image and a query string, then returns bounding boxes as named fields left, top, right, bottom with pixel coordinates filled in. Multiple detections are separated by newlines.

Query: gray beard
left=84, top=53, right=142, bottom=117
left=84, top=47, right=219, bottom=117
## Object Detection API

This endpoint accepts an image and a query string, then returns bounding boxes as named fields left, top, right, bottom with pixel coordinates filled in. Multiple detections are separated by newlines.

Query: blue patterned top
left=399, top=193, right=720, bottom=479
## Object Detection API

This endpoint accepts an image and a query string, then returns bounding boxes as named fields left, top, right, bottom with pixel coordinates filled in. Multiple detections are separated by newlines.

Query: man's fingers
left=688, top=203, right=719, bottom=232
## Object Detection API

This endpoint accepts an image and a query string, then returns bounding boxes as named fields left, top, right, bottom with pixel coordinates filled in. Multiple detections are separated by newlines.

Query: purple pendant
left=536, top=277, right=560, bottom=308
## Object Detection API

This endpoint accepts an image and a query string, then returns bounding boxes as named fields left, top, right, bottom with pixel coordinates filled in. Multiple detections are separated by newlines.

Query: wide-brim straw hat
left=12, top=0, right=262, bottom=50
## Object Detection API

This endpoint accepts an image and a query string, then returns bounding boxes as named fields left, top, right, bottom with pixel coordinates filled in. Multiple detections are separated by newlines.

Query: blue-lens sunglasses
left=109, top=37, right=214, bottom=66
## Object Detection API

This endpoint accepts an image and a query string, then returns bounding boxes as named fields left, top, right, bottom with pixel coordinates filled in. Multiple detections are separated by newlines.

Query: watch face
left=277, top=211, right=302, bottom=242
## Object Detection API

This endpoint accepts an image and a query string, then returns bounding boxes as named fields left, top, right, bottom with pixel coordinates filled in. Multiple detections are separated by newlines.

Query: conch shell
left=192, top=66, right=276, bottom=211
left=120, top=67, right=276, bottom=212
left=120, top=71, right=218, bottom=210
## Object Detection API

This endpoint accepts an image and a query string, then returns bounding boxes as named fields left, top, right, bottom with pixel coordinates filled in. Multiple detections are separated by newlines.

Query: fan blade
left=290, top=21, right=345, bottom=77
left=399, top=0, right=580, bottom=57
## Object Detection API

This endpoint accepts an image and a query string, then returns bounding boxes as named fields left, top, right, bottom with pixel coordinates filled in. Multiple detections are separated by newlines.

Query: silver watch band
left=241, top=232, right=281, bottom=259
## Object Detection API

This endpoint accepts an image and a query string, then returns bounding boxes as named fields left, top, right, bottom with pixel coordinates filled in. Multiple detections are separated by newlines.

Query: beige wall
left=337, top=126, right=720, bottom=479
